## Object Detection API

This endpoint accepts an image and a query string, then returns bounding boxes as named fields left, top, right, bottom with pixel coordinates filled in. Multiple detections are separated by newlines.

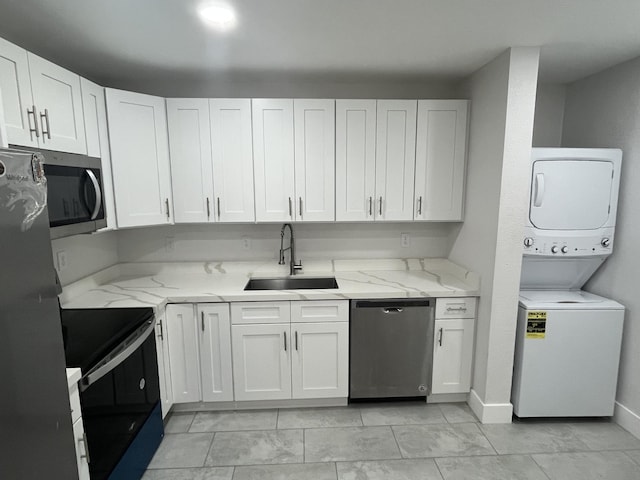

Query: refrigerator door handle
left=80, top=320, right=155, bottom=392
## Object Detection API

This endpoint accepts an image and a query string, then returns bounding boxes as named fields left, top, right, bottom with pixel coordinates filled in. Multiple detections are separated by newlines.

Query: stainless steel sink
left=244, top=276, right=339, bottom=291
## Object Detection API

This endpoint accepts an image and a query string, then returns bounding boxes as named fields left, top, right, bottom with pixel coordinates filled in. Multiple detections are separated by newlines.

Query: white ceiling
left=2, top=0, right=640, bottom=89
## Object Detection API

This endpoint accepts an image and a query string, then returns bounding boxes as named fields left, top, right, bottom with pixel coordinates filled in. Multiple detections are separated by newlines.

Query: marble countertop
left=60, top=258, right=480, bottom=311
left=66, top=367, right=81, bottom=389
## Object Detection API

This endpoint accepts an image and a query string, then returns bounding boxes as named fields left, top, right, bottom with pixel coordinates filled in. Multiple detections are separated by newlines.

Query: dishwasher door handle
left=383, top=307, right=404, bottom=314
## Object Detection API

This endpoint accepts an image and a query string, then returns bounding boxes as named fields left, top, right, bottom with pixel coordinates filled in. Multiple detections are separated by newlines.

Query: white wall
left=51, top=231, right=118, bottom=285
left=449, top=47, right=539, bottom=422
left=532, top=83, right=566, bottom=147
left=562, top=55, right=640, bottom=437
left=117, top=223, right=457, bottom=263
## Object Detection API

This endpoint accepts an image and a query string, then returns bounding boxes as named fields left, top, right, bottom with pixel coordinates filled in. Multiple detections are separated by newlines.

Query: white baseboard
left=467, top=389, right=513, bottom=424
left=614, top=401, right=640, bottom=440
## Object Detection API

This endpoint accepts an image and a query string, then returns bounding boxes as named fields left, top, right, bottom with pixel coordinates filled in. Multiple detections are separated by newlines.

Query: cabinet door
left=166, top=304, right=201, bottom=403
left=252, top=99, right=295, bottom=222
left=167, top=98, right=214, bottom=223
left=197, top=304, right=234, bottom=402
left=0, top=37, right=37, bottom=147
left=291, top=322, right=349, bottom=399
left=294, top=99, right=335, bottom=221
left=232, top=324, right=291, bottom=401
left=432, top=318, right=475, bottom=394
left=154, top=310, right=173, bottom=418
left=106, top=88, right=173, bottom=227
left=415, top=100, right=468, bottom=221
left=80, top=78, right=117, bottom=230
left=27, top=53, right=86, bottom=154
left=335, top=100, right=376, bottom=221
left=375, top=100, right=417, bottom=221
left=72, top=418, right=90, bottom=480
left=210, top=99, right=255, bottom=222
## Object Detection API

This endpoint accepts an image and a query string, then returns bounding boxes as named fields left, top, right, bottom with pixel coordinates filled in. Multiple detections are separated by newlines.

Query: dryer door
left=529, top=159, right=614, bottom=230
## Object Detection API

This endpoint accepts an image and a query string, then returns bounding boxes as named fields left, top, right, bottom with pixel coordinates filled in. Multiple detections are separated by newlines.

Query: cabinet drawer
left=291, top=300, right=348, bottom=323
left=69, top=382, right=82, bottom=424
left=435, top=297, right=477, bottom=319
left=231, top=302, right=291, bottom=324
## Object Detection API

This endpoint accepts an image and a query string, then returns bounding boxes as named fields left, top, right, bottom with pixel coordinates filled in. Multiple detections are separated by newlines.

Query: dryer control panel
left=522, top=227, right=614, bottom=257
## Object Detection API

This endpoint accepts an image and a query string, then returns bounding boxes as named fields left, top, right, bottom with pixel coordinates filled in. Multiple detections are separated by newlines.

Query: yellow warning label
left=526, top=311, right=546, bottom=339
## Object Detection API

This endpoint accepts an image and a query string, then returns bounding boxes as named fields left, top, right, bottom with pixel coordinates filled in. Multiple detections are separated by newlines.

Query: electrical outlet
left=56, top=250, right=68, bottom=271
left=164, top=236, right=175, bottom=253
left=241, top=236, right=251, bottom=250
left=401, top=232, right=410, bottom=248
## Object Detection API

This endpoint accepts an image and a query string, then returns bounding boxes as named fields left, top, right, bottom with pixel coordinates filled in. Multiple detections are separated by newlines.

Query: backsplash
left=117, top=223, right=460, bottom=264
left=51, top=230, right=118, bottom=285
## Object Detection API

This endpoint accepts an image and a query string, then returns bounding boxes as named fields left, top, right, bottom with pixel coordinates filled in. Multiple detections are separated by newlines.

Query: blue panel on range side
left=108, top=402, right=164, bottom=480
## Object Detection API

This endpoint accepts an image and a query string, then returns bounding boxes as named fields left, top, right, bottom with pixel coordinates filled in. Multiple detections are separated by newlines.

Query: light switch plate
left=401, top=232, right=410, bottom=248
left=56, top=250, right=68, bottom=271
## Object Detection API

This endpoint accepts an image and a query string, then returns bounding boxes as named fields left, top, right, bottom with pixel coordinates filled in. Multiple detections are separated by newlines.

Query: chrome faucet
left=278, top=223, right=303, bottom=275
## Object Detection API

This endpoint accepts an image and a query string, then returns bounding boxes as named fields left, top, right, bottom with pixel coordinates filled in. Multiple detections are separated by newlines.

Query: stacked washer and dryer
left=512, top=148, right=625, bottom=418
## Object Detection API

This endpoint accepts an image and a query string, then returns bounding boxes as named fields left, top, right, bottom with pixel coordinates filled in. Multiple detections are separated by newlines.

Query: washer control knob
left=601, top=238, right=611, bottom=248
left=551, top=245, right=559, bottom=254
left=561, top=246, right=568, bottom=254
left=524, top=237, right=534, bottom=248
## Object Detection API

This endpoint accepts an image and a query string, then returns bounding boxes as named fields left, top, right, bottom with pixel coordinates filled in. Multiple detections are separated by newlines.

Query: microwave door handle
left=85, top=169, right=102, bottom=220
left=79, top=320, right=155, bottom=392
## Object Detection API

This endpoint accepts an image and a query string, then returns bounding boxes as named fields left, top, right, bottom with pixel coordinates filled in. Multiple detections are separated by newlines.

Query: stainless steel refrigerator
left=0, top=148, right=78, bottom=478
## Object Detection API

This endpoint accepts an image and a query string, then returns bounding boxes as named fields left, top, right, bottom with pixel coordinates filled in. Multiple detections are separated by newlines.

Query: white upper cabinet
left=293, top=99, right=335, bottom=221
left=27, top=54, right=86, bottom=154
left=106, top=88, right=173, bottom=227
left=252, top=98, right=295, bottom=222
left=375, top=100, right=417, bottom=221
left=80, top=78, right=117, bottom=229
left=335, top=100, right=377, bottom=221
left=0, top=37, right=36, bottom=147
left=414, top=100, right=468, bottom=221
left=167, top=98, right=214, bottom=223
left=210, top=99, right=255, bottom=222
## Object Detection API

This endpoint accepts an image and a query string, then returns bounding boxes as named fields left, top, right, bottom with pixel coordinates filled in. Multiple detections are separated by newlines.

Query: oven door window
left=80, top=333, right=160, bottom=480
left=45, top=164, right=105, bottom=227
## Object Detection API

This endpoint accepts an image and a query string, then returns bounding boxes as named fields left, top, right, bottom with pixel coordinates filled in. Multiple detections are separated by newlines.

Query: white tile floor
left=143, top=402, right=640, bottom=480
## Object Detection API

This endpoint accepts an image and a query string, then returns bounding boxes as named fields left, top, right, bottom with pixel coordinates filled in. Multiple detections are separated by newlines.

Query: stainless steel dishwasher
left=350, top=299, right=435, bottom=399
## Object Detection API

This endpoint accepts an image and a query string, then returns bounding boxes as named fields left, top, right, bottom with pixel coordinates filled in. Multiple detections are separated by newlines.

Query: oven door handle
left=80, top=319, right=155, bottom=392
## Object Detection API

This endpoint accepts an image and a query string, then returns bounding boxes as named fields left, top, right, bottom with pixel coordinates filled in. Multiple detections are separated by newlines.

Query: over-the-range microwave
left=10, top=145, right=107, bottom=239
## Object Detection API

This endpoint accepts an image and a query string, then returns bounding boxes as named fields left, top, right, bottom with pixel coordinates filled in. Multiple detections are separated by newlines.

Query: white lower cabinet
left=165, top=303, right=234, bottom=404
left=231, top=300, right=349, bottom=402
left=431, top=298, right=476, bottom=394
left=72, top=416, right=90, bottom=480
left=232, top=323, right=292, bottom=401
left=154, top=310, right=173, bottom=418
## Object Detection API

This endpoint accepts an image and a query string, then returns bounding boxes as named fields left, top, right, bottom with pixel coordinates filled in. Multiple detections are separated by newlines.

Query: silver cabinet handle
left=417, top=196, right=423, bottom=215
left=39, top=108, right=51, bottom=140
left=288, top=197, right=292, bottom=217
left=295, top=331, right=299, bottom=351
left=27, top=105, right=40, bottom=139
left=165, top=198, right=170, bottom=219
left=217, top=197, right=221, bottom=219
left=157, top=319, right=164, bottom=340
left=86, top=169, right=102, bottom=220
left=299, top=197, right=303, bottom=219
left=283, top=331, right=287, bottom=351
left=201, top=311, right=205, bottom=332
left=379, top=196, right=383, bottom=216
left=80, top=433, right=90, bottom=464
left=446, top=306, right=467, bottom=312
left=206, top=197, right=211, bottom=219
left=368, top=196, right=373, bottom=216
left=438, top=327, right=443, bottom=347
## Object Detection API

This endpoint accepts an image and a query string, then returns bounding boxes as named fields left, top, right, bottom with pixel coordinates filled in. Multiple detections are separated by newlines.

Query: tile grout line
left=389, top=425, right=405, bottom=459
left=431, top=457, right=447, bottom=480
left=529, top=453, right=554, bottom=480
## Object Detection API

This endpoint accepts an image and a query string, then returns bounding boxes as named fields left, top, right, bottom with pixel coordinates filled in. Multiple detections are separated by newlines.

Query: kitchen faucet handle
left=293, top=260, right=303, bottom=273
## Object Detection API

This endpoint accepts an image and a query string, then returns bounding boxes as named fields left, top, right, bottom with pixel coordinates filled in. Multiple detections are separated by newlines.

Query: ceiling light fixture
left=197, top=2, right=237, bottom=31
